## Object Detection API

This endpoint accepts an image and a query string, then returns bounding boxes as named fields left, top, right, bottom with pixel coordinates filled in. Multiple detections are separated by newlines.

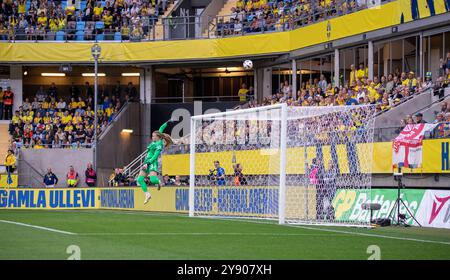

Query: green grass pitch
left=0, top=209, right=450, bottom=260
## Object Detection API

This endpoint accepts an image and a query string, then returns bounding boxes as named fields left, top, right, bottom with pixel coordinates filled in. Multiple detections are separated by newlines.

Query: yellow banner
left=0, top=188, right=99, bottom=209
left=0, top=186, right=316, bottom=218
left=99, top=186, right=187, bottom=212
left=163, top=140, right=450, bottom=175
left=0, top=1, right=446, bottom=62
left=0, top=174, right=18, bottom=188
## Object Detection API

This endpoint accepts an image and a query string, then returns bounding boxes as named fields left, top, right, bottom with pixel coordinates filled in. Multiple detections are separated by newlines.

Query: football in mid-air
left=243, top=60, right=253, bottom=70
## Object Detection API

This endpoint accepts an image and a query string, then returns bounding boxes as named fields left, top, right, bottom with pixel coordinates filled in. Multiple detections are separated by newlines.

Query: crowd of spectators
left=216, top=0, right=381, bottom=36
left=0, top=0, right=387, bottom=41
left=400, top=99, right=450, bottom=139
left=0, top=0, right=172, bottom=41
left=394, top=55, right=450, bottom=137
left=252, top=67, right=448, bottom=114
left=7, top=81, right=137, bottom=152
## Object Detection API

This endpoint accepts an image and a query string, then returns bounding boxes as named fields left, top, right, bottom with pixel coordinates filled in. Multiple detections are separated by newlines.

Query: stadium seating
left=76, top=21, right=85, bottom=32
left=114, top=32, right=122, bottom=42
left=5, top=83, right=134, bottom=152
left=95, top=21, right=104, bottom=31
left=55, top=31, right=65, bottom=41
left=76, top=30, right=84, bottom=41
left=95, top=33, right=104, bottom=41
left=4, top=0, right=176, bottom=42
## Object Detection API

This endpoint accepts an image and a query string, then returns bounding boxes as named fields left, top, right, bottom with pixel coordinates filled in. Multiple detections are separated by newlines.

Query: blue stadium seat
left=76, top=21, right=85, bottom=31
left=55, top=31, right=65, bottom=41
left=76, top=30, right=84, bottom=41
left=114, top=32, right=122, bottom=41
left=80, top=1, right=87, bottom=11
left=95, top=21, right=104, bottom=30
left=96, top=33, right=104, bottom=41
left=26, top=1, right=31, bottom=11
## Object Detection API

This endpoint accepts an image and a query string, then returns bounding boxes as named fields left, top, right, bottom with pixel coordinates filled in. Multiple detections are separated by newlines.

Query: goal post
left=189, top=103, right=376, bottom=227
left=189, top=103, right=287, bottom=220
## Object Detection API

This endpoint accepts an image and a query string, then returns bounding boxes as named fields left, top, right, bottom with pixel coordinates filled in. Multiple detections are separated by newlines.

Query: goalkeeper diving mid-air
left=137, top=120, right=174, bottom=204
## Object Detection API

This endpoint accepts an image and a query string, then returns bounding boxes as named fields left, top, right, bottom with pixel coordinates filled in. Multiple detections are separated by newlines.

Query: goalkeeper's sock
left=137, top=175, right=148, bottom=192
left=144, top=191, right=151, bottom=204
left=149, top=175, right=160, bottom=186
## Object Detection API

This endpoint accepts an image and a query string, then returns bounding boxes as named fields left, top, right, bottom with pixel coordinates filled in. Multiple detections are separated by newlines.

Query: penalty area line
left=289, top=224, right=450, bottom=246
left=0, top=220, right=76, bottom=235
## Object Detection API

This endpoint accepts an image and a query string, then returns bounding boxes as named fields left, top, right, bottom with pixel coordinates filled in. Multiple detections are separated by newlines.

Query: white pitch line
left=78, top=232, right=345, bottom=236
left=8, top=210, right=450, bottom=245
left=0, top=220, right=76, bottom=235
left=288, top=224, right=450, bottom=246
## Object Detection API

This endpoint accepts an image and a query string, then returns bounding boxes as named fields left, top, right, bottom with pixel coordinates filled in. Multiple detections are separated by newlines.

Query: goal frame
left=189, top=103, right=288, bottom=224
left=189, top=103, right=375, bottom=227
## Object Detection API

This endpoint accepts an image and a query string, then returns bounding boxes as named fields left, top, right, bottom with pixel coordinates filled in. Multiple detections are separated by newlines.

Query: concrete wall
left=19, top=148, right=93, bottom=187
left=375, top=89, right=433, bottom=129
left=200, top=0, right=225, bottom=35
left=96, top=102, right=148, bottom=186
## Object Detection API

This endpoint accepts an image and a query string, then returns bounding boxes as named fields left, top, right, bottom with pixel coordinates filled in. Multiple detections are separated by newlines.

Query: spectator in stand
left=0, top=86, right=3, bottom=120
left=43, top=168, right=58, bottom=188
left=414, top=113, right=427, bottom=124
left=247, top=86, right=255, bottom=101
left=121, top=22, right=130, bottom=40
left=84, top=82, right=94, bottom=98
left=440, top=102, right=448, bottom=114
left=3, top=86, right=14, bottom=120
left=238, top=83, right=249, bottom=102
left=434, top=112, right=444, bottom=124
left=4, top=149, right=16, bottom=174
left=404, top=71, right=418, bottom=90
left=48, top=82, right=58, bottom=100
left=93, top=2, right=104, bottom=21
left=85, top=162, right=97, bottom=187
left=66, top=165, right=79, bottom=188
left=233, top=163, right=247, bottom=186
left=357, top=63, right=368, bottom=81
left=174, top=175, right=186, bottom=186
left=125, top=82, right=137, bottom=101
left=113, top=168, right=128, bottom=186
left=36, top=86, right=47, bottom=102
left=318, top=74, right=327, bottom=92
left=210, top=160, right=226, bottom=186
left=163, top=174, right=174, bottom=186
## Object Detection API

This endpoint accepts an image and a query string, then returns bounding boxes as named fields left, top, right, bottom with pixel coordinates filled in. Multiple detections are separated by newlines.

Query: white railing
left=109, top=149, right=147, bottom=186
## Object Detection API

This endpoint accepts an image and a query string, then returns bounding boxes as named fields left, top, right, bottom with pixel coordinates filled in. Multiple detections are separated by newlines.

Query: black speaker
left=374, top=218, right=391, bottom=227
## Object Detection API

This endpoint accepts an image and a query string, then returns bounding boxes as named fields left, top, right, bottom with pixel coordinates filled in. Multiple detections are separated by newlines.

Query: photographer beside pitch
left=209, top=160, right=226, bottom=186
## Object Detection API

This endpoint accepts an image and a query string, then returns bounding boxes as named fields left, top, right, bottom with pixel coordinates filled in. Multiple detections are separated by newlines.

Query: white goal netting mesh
left=190, top=104, right=376, bottom=227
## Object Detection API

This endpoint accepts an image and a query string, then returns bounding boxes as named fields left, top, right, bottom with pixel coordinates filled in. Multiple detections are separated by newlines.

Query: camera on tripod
left=393, top=170, right=403, bottom=181
left=388, top=166, right=421, bottom=227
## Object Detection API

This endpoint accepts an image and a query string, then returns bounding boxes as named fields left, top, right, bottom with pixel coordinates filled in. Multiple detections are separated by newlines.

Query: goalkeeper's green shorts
left=145, top=162, right=158, bottom=173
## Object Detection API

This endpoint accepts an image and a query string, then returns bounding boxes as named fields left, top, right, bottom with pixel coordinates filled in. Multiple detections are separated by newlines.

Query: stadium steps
left=0, top=123, right=10, bottom=165
left=202, top=0, right=238, bottom=38
left=152, top=3, right=177, bottom=40
left=420, top=87, right=450, bottom=122
left=375, top=88, right=435, bottom=135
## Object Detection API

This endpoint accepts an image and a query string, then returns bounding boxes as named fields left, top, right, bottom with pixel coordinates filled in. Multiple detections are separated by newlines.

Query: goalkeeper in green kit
left=138, top=120, right=174, bottom=204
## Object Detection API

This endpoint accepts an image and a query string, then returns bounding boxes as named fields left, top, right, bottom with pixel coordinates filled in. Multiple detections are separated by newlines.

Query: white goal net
left=189, top=103, right=376, bottom=227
